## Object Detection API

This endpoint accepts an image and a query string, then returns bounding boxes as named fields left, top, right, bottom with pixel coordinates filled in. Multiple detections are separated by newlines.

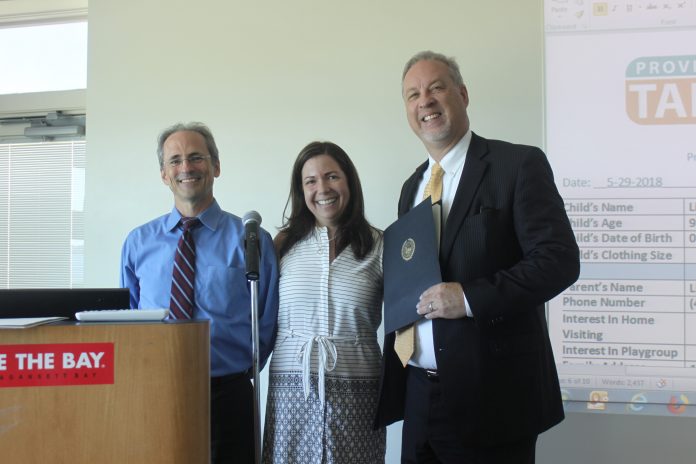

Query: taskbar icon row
left=562, top=388, right=693, bottom=416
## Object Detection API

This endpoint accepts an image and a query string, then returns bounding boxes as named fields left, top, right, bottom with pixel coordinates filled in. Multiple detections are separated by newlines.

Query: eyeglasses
left=165, top=154, right=211, bottom=168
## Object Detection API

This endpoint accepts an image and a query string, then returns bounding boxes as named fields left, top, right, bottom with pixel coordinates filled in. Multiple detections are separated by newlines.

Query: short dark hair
left=402, top=50, right=464, bottom=88
left=156, top=122, right=219, bottom=168
left=278, top=141, right=376, bottom=260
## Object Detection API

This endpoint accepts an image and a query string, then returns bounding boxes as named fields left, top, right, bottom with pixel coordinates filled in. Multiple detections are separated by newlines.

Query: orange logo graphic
left=626, top=55, right=696, bottom=125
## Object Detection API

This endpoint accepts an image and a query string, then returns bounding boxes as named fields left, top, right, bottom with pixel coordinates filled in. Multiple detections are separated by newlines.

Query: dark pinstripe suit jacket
left=375, top=132, right=580, bottom=446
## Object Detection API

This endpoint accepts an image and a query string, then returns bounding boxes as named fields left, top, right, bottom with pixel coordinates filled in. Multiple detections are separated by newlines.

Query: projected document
left=545, top=0, right=696, bottom=416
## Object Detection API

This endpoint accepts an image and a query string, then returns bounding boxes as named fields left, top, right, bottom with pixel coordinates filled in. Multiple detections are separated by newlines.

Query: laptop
left=0, top=288, right=130, bottom=320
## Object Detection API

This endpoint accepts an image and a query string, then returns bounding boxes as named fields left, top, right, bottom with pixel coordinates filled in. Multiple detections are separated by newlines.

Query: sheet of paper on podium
left=383, top=198, right=442, bottom=334
left=0, top=317, right=67, bottom=329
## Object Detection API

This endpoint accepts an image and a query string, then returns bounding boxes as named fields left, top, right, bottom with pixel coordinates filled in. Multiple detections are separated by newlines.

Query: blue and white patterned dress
left=262, top=227, right=386, bottom=464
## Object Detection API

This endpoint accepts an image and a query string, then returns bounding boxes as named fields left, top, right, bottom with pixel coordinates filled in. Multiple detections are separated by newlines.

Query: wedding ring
left=428, top=302, right=434, bottom=313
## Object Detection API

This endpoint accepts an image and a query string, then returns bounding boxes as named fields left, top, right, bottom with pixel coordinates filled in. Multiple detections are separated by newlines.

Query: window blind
left=0, top=141, right=85, bottom=288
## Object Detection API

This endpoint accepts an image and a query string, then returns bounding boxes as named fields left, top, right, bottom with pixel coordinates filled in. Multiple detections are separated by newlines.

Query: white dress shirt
left=409, top=130, right=473, bottom=370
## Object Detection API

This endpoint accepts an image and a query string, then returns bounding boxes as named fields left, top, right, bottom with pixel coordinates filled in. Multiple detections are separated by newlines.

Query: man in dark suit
left=375, top=51, right=580, bottom=463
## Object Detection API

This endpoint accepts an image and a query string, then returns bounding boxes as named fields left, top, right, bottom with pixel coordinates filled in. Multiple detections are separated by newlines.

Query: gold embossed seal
left=401, top=238, right=415, bottom=261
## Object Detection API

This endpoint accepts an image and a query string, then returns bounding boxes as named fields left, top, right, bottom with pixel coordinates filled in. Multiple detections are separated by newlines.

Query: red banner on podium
left=0, top=343, right=114, bottom=388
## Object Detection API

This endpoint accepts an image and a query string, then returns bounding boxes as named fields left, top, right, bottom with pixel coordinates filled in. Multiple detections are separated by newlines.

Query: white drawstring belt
left=278, top=329, right=361, bottom=405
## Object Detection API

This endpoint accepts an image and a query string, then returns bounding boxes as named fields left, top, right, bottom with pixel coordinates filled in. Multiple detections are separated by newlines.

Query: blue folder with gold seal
left=383, top=198, right=442, bottom=334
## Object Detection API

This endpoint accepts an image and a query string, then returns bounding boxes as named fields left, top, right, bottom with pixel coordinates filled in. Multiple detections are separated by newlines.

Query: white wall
left=84, top=1, right=696, bottom=463
left=84, top=0, right=544, bottom=285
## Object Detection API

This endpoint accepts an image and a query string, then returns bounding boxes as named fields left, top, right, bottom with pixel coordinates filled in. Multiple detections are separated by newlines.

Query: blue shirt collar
left=166, top=199, right=222, bottom=232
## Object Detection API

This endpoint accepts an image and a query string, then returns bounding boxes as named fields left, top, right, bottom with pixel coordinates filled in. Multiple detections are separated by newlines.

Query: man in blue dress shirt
left=120, top=122, right=279, bottom=464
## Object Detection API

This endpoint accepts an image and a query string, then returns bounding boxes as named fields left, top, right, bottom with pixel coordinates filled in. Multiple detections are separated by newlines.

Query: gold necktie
left=422, top=162, right=444, bottom=204
left=394, top=162, right=444, bottom=367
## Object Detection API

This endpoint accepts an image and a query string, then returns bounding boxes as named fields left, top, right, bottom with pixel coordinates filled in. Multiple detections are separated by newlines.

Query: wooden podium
left=0, top=320, right=209, bottom=464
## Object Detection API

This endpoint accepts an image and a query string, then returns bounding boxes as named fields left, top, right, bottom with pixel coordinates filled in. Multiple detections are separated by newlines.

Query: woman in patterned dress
left=262, top=141, right=386, bottom=464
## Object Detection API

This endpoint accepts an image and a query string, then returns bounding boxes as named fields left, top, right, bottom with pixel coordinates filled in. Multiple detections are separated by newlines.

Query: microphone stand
left=243, top=210, right=262, bottom=464
left=248, top=277, right=261, bottom=464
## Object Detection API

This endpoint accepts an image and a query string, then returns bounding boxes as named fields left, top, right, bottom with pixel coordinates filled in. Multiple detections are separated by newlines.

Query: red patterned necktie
left=170, top=217, right=200, bottom=319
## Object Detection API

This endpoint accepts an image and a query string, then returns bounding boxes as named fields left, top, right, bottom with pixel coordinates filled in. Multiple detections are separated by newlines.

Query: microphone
left=243, top=210, right=262, bottom=281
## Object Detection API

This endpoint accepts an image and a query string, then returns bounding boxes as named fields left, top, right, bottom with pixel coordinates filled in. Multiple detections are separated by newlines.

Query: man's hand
left=416, top=282, right=466, bottom=319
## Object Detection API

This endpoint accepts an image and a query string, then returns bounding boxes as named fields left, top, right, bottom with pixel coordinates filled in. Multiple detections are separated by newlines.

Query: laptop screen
left=0, top=288, right=130, bottom=320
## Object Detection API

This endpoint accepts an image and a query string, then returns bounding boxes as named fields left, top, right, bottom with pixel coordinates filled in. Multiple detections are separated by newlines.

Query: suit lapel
left=399, top=160, right=428, bottom=217
left=440, top=133, right=489, bottom=263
